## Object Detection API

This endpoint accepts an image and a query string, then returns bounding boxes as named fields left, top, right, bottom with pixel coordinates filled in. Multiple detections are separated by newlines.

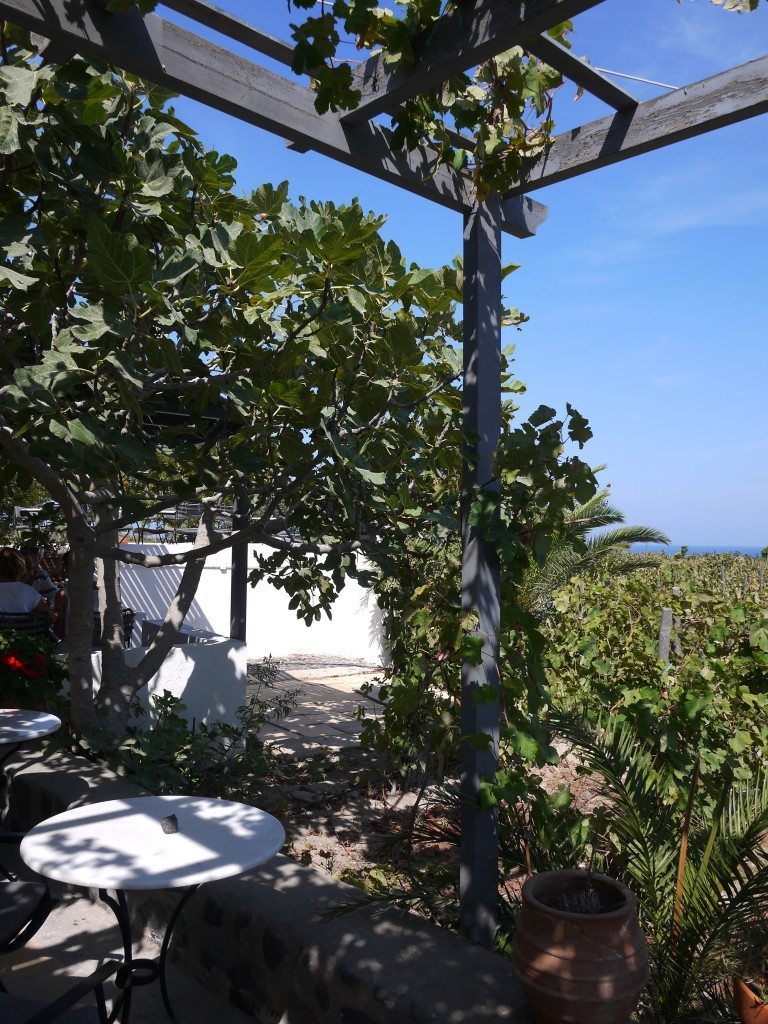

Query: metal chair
left=1, top=960, right=121, bottom=1023
left=0, top=881, right=121, bottom=1023
left=0, top=613, right=54, bottom=640
left=0, top=880, right=55, bottom=969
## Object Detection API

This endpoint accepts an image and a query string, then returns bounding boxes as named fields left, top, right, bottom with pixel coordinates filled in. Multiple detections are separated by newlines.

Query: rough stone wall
left=6, top=749, right=532, bottom=1024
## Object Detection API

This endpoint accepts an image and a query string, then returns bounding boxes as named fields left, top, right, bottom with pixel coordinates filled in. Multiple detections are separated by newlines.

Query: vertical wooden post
left=460, top=197, right=502, bottom=947
left=658, top=606, right=673, bottom=663
left=230, top=494, right=249, bottom=643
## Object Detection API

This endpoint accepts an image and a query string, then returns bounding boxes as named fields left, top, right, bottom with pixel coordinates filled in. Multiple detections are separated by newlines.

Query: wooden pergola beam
left=510, top=53, right=768, bottom=194
left=525, top=34, right=637, bottom=110
left=0, top=0, right=546, bottom=237
left=161, top=0, right=295, bottom=67
left=342, top=0, right=607, bottom=125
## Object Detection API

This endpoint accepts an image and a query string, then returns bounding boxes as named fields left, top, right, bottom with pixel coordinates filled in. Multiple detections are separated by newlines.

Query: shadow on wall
left=118, top=544, right=385, bottom=663
left=119, top=549, right=216, bottom=635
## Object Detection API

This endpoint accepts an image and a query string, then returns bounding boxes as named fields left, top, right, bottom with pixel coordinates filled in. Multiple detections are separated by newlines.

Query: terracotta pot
left=734, top=978, right=768, bottom=1024
left=513, top=869, right=649, bottom=1024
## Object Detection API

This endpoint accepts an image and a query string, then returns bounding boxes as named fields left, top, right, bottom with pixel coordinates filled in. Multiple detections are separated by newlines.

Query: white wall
left=118, top=544, right=384, bottom=664
left=90, top=635, right=247, bottom=731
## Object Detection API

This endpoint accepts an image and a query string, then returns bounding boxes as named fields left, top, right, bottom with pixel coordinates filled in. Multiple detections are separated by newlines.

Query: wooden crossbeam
left=0, top=0, right=546, bottom=237
left=525, top=34, right=637, bottom=110
left=509, top=54, right=768, bottom=194
left=341, top=0, right=606, bottom=125
left=161, top=0, right=294, bottom=66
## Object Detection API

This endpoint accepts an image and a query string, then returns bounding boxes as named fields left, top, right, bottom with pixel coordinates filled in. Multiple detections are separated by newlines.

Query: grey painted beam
left=510, top=54, right=768, bottom=194
left=161, top=0, right=295, bottom=66
left=525, top=34, right=637, bottom=110
left=230, top=494, right=249, bottom=643
left=460, top=197, right=503, bottom=948
left=342, top=0, right=606, bottom=125
left=0, top=0, right=546, bottom=237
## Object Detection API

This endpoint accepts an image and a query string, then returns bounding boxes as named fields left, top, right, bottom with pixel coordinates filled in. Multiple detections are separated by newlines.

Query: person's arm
left=34, top=596, right=53, bottom=619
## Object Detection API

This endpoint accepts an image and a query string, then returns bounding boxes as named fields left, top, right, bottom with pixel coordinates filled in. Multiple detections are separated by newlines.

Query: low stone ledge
left=5, top=750, right=532, bottom=1024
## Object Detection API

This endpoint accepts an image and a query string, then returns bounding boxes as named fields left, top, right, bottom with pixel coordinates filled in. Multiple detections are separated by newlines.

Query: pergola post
left=460, top=197, right=503, bottom=947
left=229, top=495, right=249, bottom=643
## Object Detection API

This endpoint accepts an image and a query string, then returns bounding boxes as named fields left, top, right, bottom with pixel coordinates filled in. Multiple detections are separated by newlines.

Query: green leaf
left=0, top=263, right=37, bottom=289
left=50, top=417, right=101, bottom=449
left=529, top=404, right=557, bottom=427
left=86, top=217, right=152, bottom=296
left=505, top=727, right=540, bottom=761
left=0, top=107, right=20, bottom=154
left=0, top=67, right=39, bottom=107
left=356, top=467, right=387, bottom=486
left=566, top=403, right=593, bottom=447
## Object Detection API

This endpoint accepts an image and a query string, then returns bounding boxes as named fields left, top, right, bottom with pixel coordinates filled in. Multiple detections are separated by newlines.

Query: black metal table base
left=0, top=742, right=24, bottom=881
left=98, top=885, right=199, bottom=1024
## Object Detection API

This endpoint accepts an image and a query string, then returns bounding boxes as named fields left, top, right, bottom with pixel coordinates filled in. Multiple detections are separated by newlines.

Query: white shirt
left=0, top=582, right=44, bottom=614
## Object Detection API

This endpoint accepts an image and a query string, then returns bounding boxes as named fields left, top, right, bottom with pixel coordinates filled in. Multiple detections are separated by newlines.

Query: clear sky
left=157, top=0, right=768, bottom=548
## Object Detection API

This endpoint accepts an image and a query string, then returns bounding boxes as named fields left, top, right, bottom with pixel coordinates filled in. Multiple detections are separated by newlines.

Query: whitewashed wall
left=118, top=543, right=384, bottom=664
left=91, top=637, right=247, bottom=731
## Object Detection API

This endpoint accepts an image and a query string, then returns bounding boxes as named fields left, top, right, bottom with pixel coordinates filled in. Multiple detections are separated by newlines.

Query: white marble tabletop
left=0, top=709, right=62, bottom=745
left=20, top=795, right=286, bottom=890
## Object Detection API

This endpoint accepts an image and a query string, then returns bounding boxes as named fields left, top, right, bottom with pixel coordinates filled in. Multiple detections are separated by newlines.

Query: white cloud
left=565, top=145, right=768, bottom=272
left=656, top=3, right=768, bottom=73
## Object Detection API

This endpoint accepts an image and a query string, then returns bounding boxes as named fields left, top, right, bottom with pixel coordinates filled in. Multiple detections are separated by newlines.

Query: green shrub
left=0, top=631, right=66, bottom=708
left=76, top=658, right=296, bottom=798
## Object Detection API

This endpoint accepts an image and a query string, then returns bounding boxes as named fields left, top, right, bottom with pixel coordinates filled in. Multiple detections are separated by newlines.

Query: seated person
left=0, top=547, right=53, bottom=618
left=19, top=545, right=59, bottom=606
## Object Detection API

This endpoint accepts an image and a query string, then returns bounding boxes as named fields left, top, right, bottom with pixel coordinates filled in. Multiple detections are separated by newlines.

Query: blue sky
left=158, top=0, right=768, bottom=547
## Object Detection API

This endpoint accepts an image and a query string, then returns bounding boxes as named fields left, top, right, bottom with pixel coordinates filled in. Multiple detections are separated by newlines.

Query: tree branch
left=0, top=414, right=89, bottom=523
left=95, top=526, right=370, bottom=566
left=129, top=507, right=215, bottom=692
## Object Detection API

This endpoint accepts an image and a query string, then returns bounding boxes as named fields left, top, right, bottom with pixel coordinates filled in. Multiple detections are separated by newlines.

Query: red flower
left=1, top=652, right=25, bottom=673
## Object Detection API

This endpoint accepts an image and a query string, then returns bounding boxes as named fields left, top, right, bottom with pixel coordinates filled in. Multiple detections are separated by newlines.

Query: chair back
left=0, top=612, right=51, bottom=638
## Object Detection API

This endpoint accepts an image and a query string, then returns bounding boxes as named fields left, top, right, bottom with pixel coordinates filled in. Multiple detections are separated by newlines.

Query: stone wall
left=6, top=749, right=532, bottom=1024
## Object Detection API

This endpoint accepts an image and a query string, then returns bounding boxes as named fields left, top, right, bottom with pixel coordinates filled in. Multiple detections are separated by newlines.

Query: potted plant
left=0, top=632, right=65, bottom=710
left=513, top=868, right=649, bottom=1024
left=734, top=976, right=768, bottom=1024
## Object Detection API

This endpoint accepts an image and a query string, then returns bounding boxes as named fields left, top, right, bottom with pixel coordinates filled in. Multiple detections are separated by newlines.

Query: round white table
left=21, top=795, right=285, bottom=1023
left=0, top=709, right=61, bottom=882
left=0, top=709, right=61, bottom=766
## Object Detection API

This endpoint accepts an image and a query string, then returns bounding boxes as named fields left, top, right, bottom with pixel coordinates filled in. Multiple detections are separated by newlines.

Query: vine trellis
left=3, top=0, right=765, bottom=948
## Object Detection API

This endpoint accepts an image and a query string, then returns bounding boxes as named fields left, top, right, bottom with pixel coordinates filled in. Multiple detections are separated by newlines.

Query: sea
left=632, top=544, right=764, bottom=558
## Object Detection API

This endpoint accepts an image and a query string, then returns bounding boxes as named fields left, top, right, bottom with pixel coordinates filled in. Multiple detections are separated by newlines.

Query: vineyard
left=546, top=553, right=768, bottom=799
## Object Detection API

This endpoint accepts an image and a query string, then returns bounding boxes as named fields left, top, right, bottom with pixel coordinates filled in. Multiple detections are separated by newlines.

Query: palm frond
left=585, top=525, right=671, bottom=551
left=558, top=718, right=768, bottom=1024
left=565, top=489, right=625, bottom=533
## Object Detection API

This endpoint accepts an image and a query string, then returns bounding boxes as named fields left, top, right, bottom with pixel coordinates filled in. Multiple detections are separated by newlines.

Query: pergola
left=4, top=0, right=766, bottom=949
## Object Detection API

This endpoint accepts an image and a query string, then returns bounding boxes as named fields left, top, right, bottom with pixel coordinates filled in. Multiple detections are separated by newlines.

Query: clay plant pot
left=733, top=978, right=768, bottom=1024
left=513, top=869, right=649, bottom=1024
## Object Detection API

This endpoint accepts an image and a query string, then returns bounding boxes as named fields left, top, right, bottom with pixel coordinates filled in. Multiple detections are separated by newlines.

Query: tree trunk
left=93, top=507, right=133, bottom=736
left=65, top=529, right=98, bottom=733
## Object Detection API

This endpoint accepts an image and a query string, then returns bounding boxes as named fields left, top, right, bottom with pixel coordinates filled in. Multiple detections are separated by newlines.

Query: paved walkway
left=252, top=655, right=383, bottom=758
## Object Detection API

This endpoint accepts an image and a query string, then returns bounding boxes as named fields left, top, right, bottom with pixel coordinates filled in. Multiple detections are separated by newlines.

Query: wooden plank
left=525, top=34, right=637, bottom=110
left=0, top=0, right=547, bottom=236
left=161, top=0, right=295, bottom=67
left=510, top=54, right=768, bottom=194
left=460, top=197, right=503, bottom=948
left=342, top=0, right=606, bottom=124
left=658, top=607, right=673, bottom=662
